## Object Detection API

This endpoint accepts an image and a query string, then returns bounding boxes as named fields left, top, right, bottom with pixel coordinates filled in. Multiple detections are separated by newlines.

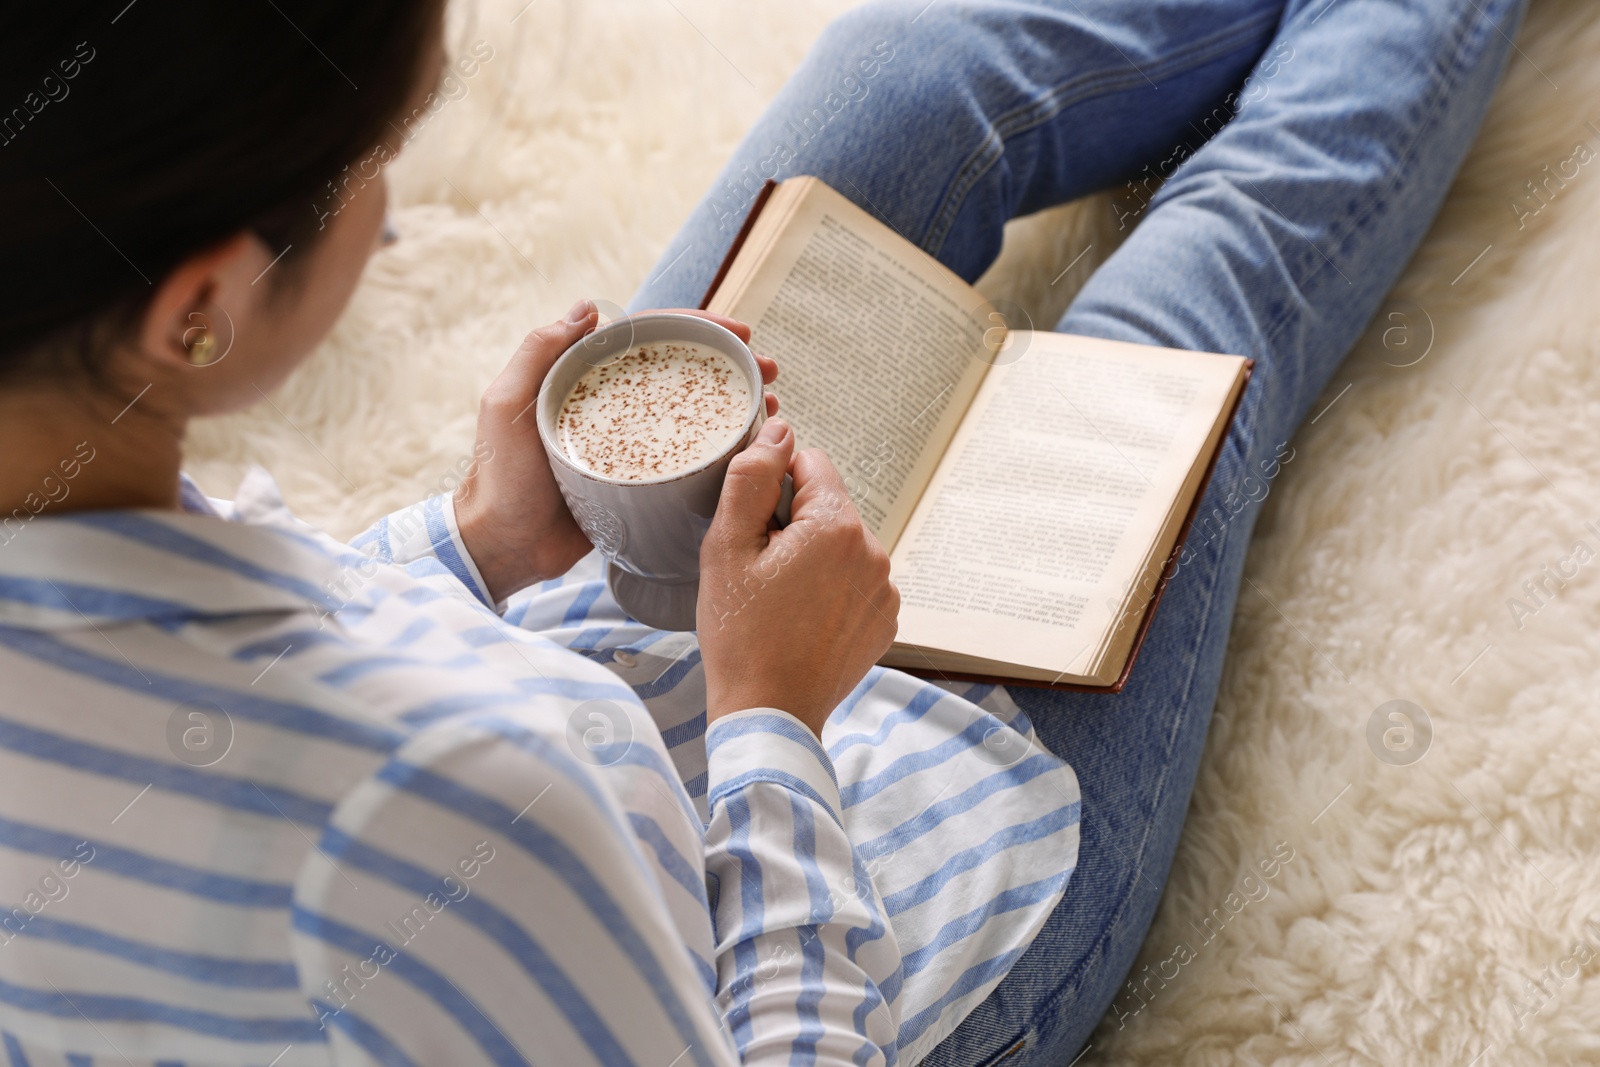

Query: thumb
left=711, top=418, right=794, bottom=549
left=487, top=300, right=599, bottom=422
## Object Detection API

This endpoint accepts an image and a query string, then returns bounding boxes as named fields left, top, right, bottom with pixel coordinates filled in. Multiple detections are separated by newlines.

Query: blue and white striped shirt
left=0, top=467, right=1080, bottom=1066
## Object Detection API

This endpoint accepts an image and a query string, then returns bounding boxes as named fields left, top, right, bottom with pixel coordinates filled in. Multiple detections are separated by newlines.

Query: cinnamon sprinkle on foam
left=557, top=341, right=752, bottom=480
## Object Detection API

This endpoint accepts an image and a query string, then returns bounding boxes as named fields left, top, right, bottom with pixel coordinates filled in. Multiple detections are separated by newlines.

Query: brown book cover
left=698, top=179, right=780, bottom=313
left=701, top=179, right=1256, bottom=694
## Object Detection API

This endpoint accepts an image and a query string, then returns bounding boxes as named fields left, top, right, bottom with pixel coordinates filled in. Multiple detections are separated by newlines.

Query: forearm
left=705, top=710, right=900, bottom=1063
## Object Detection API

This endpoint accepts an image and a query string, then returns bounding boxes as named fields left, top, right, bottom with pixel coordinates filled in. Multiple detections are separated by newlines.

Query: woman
left=0, top=1, right=1520, bottom=1065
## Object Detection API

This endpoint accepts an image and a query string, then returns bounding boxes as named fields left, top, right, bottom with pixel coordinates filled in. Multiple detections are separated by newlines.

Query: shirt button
left=613, top=650, right=636, bottom=669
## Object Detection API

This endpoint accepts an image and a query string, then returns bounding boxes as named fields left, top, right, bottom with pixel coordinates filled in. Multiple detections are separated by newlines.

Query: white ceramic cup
left=536, top=312, right=789, bottom=630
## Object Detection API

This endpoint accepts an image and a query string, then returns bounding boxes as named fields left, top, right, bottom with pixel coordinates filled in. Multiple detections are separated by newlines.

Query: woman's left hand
left=453, top=299, right=778, bottom=605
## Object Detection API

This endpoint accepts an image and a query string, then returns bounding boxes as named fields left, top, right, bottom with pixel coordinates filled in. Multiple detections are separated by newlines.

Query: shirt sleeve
left=346, top=493, right=497, bottom=610
left=289, top=713, right=743, bottom=1067
left=704, top=709, right=901, bottom=1065
left=290, top=706, right=902, bottom=1067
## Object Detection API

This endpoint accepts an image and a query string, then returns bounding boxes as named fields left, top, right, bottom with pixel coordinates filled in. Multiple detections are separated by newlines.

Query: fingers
left=485, top=302, right=776, bottom=432
left=781, top=447, right=898, bottom=654
left=710, top=418, right=796, bottom=548
left=632, top=308, right=777, bottom=384
left=481, top=301, right=598, bottom=420
left=755, top=353, right=778, bottom=385
left=786, top=447, right=860, bottom=527
left=486, top=307, right=777, bottom=438
left=649, top=308, right=752, bottom=344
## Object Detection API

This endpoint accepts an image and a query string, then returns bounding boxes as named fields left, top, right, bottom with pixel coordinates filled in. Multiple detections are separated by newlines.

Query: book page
left=888, top=331, right=1246, bottom=679
left=707, top=177, right=999, bottom=548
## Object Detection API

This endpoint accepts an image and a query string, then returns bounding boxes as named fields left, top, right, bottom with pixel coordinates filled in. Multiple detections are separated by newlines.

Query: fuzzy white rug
left=187, top=0, right=1600, bottom=1062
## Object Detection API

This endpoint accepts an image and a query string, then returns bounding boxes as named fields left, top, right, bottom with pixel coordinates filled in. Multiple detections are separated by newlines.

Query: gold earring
left=186, top=331, right=219, bottom=367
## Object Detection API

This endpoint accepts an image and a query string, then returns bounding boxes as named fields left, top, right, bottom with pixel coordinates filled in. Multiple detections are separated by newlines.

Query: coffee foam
left=557, top=341, right=752, bottom=481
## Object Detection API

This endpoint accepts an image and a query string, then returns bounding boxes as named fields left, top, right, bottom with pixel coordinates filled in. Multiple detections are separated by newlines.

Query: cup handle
left=774, top=474, right=794, bottom=527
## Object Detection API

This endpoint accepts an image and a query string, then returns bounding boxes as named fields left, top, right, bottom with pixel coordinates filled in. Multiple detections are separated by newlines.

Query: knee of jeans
left=775, top=3, right=904, bottom=149
left=802, top=0, right=1014, bottom=161
left=781, top=2, right=971, bottom=183
left=816, top=0, right=920, bottom=40
left=809, top=1, right=993, bottom=94
left=807, top=1, right=909, bottom=75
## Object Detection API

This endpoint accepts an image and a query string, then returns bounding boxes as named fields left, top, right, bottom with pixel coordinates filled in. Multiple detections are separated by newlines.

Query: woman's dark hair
left=0, top=0, right=444, bottom=381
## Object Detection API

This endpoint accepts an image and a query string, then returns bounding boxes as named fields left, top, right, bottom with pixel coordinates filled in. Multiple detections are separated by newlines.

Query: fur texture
left=187, top=1, right=1600, bottom=1061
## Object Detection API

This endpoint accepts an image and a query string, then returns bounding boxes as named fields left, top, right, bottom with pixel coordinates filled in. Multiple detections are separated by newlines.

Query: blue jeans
left=629, top=0, right=1523, bottom=1060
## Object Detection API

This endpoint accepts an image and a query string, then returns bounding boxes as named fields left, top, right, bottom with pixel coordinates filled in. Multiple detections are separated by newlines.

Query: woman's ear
left=135, top=232, right=263, bottom=373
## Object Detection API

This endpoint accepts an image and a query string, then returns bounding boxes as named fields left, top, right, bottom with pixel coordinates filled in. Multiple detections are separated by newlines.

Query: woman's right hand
left=697, top=417, right=900, bottom=737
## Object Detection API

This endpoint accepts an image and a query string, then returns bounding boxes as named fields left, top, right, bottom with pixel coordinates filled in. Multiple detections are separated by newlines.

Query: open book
left=702, top=177, right=1252, bottom=690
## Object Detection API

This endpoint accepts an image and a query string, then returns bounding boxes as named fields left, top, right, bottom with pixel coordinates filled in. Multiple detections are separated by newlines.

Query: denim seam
left=1011, top=0, right=1495, bottom=1047
left=921, top=4, right=1286, bottom=256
